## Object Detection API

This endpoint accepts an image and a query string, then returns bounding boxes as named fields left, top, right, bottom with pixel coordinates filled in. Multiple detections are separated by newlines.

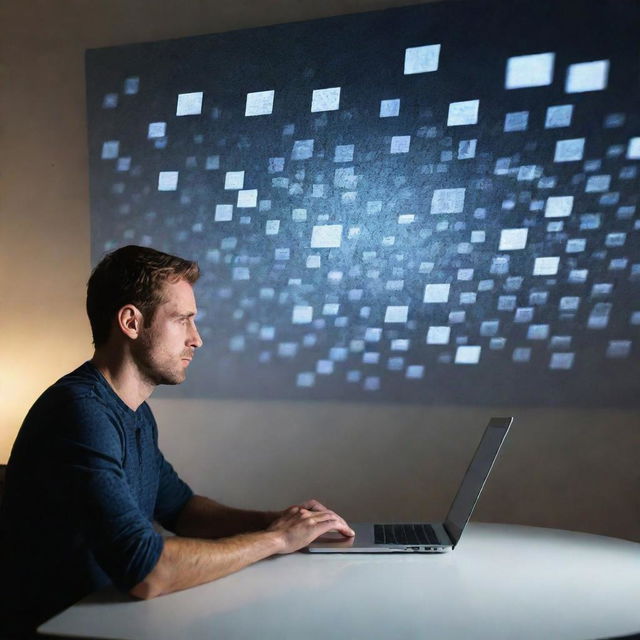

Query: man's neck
left=90, top=351, right=154, bottom=411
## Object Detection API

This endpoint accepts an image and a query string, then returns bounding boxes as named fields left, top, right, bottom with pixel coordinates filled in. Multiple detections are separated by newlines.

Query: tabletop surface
left=39, top=523, right=640, bottom=640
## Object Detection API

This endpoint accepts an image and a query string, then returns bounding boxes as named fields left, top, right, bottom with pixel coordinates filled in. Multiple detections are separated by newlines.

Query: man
left=0, top=245, right=354, bottom=637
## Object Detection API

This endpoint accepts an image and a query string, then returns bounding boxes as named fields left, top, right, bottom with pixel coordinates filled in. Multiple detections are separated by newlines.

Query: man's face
left=132, top=278, right=203, bottom=386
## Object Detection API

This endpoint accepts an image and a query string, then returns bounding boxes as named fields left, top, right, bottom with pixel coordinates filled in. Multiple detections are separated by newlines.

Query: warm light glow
left=0, top=337, right=89, bottom=462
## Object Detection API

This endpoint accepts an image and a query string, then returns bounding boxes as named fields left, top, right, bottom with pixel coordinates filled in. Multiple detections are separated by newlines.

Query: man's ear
left=117, top=304, right=144, bottom=340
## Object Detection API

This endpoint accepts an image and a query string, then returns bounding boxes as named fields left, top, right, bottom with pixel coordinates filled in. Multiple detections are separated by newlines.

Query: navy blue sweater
left=0, top=362, right=193, bottom=634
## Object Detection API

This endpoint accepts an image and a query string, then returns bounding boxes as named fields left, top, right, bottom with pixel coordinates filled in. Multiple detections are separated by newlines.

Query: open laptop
left=308, top=416, right=513, bottom=553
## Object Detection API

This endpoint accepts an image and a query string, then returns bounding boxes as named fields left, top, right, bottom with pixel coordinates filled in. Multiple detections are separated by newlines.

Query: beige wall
left=1, top=0, right=638, bottom=542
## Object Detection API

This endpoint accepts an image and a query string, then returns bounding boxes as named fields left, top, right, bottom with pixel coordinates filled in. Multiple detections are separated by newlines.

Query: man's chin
left=153, top=371, right=187, bottom=386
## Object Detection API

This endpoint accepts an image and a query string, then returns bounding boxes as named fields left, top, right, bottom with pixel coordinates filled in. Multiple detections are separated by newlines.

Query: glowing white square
left=306, top=255, right=321, bottom=269
left=245, top=90, right=275, bottom=116
left=237, top=189, right=257, bottom=208
left=565, top=60, right=609, bottom=93
left=330, top=347, right=348, bottom=361
left=513, top=348, right=531, bottom=363
left=311, top=224, right=342, bottom=248
left=291, top=139, right=314, bottom=160
left=292, top=306, right=313, bottom=324
left=423, top=283, right=450, bottom=303
left=455, top=346, right=481, bottom=365
left=176, top=92, right=203, bottom=116
left=427, top=326, right=450, bottom=344
left=265, top=220, right=280, bottom=235
left=585, top=175, right=611, bottom=193
left=124, top=77, right=139, bottom=94
left=384, top=306, right=408, bottom=323
left=534, top=256, right=560, bottom=276
left=225, top=171, right=245, bottom=190
left=316, top=360, right=333, bottom=375
left=311, top=87, right=341, bottom=112
left=404, top=44, right=440, bottom=74
left=527, top=325, right=550, bottom=340
left=406, top=366, right=424, bottom=379
left=158, top=171, right=178, bottom=191
left=545, top=105, right=573, bottom=128
left=458, top=139, right=477, bottom=159
left=627, top=137, right=640, bottom=159
left=447, top=100, right=479, bottom=126
left=147, top=122, right=166, bottom=139
left=334, top=167, right=357, bottom=189
left=380, top=99, right=400, bottom=117
left=260, top=326, right=275, bottom=340
left=545, top=196, right=574, bottom=218
left=391, top=339, right=409, bottom=351
left=499, top=228, right=528, bottom=250
left=566, top=239, right=586, bottom=253
left=517, top=166, right=537, bottom=181
left=214, top=204, right=233, bottom=221
left=554, top=138, right=585, bottom=162
left=504, top=111, right=528, bottom=132
left=398, top=214, right=415, bottom=224
left=101, top=141, right=119, bottom=159
left=550, top=353, right=575, bottom=370
left=390, top=136, right=411, bottom=153
left=323, top=304, right=339, bottom=315
left=364, top=328, right=381, bottom=343
left=297, top=373, right=315, bottom=387
left=431, top=188, right=466, bottom=214
left=334, top=145, right=354, bottom=162
left=607, top=340, right=631, bottom=359
left=102, top=93, right=118, bottom=108
left=505, top=52, right=555, bottom=89
left=233, top=267, right=250, bottom=281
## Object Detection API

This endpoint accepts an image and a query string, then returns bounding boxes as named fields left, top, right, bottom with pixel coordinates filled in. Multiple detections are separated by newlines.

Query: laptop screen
left=444, top=417, right=512, bottom=546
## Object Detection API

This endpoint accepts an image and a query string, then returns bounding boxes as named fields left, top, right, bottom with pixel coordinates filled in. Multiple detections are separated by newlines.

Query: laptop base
left=307, top=522, right=453, bottom=553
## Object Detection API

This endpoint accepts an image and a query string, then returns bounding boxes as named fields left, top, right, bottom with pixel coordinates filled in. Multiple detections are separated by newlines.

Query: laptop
left=308, top=416, right=513, bottom=553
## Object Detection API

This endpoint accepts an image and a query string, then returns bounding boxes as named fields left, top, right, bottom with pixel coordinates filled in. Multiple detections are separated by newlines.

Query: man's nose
left=189, top=323, right=203, bottom=349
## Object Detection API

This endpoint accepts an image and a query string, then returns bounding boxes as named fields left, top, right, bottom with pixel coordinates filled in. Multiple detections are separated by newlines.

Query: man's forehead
left=159, top=279, right=198, bottom=313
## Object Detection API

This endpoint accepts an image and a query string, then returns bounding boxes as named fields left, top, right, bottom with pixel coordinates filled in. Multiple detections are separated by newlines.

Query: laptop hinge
left=443, top=522, right=458, bottom=548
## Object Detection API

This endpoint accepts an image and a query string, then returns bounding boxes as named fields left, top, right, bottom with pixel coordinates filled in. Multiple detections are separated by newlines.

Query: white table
left=39, top=523, right=640, bottom=640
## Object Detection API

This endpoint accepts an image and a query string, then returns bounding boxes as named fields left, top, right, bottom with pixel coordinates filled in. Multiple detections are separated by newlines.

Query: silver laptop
left=308, top=416, right=513, bottom=553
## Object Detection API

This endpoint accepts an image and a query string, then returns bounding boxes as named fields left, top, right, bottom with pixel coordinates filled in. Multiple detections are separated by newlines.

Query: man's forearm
left=133, top=500, right=354, bottom=600
left=174, top=495, right=280, bottom=539
left=130, top=530, right=283, bottom=599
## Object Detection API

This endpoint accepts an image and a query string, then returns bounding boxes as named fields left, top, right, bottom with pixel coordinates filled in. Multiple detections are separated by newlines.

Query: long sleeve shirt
left=0, top=361, right=193, bottom=634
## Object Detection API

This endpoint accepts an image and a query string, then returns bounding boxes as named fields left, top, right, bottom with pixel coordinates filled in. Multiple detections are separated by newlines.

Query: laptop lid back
left=444, top=417, right=512, bottom=547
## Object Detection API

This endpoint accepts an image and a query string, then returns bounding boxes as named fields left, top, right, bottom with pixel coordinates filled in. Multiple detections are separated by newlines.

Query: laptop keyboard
left=374, top=523, right=440, bottom=546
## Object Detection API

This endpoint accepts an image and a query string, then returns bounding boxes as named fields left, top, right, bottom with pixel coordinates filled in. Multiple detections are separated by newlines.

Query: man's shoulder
left=33, top=363, right=127, bottom=426
left=13, top=363, right=128, bottom=461
left=45, top=361, right=110, bottom=404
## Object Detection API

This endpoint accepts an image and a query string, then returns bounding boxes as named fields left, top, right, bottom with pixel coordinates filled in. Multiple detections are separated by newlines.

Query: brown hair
left=87, top=245, right=200, bottom=347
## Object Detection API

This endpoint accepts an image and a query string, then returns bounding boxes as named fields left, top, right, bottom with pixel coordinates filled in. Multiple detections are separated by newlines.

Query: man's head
left=87, top=245, right=203, bottom=385
left=87, top=245, right=200, bottom=347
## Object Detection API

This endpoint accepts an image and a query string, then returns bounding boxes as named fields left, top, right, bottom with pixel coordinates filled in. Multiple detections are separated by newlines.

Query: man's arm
left=130, top=505, right=354, bottom=599
left=173, top=495, right=281, bottom=539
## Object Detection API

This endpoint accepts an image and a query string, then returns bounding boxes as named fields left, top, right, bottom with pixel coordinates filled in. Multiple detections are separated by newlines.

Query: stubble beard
left=133, top=331, right=188, bottom=387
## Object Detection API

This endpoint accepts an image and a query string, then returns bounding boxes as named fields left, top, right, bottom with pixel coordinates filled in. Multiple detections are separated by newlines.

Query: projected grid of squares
left=88, top=1, right=640, bottom=404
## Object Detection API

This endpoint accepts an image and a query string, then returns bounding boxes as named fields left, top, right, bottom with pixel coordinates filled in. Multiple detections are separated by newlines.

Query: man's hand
left=267, top=501, right=355, bottom=554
